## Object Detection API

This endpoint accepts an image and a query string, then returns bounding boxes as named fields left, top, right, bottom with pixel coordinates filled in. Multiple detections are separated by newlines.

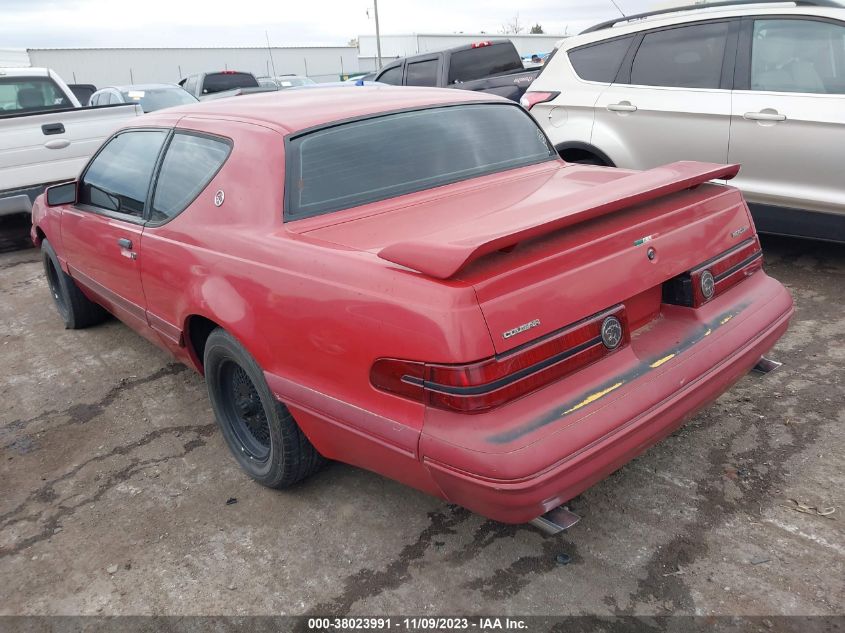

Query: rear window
left=0, top=77, right=73, bottom=114
left=568, top=36, right=635, bottom=82
left=285, top=104, right=555, bottom=220
left=121, top=87, right=198, bottom=112
left=201, top=72, right=258, bottom=94
left=447, top=44, right=524, bottom=84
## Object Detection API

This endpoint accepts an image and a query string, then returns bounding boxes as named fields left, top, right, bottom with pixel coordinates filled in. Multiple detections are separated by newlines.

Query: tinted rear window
left=285, top=104, right=554, bottom=220
left=447, top=44, right=524, bottom=83
left=202, top=72, right=258, bottom=94
left=568, top=36, right=634, bottom=82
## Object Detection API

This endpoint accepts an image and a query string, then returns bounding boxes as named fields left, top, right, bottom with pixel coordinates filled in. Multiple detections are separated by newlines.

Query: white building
left=357, top=33, right=567, bottom=71
left=0, top=49, right=31, bottom=68
left=26, top=46, right=359, bottom=86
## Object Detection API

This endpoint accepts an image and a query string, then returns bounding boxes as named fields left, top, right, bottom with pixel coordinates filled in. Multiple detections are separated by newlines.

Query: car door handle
left=44, top=139, right=71, bottom=150
left=743, top=111, right=786, bottom=122
left=607, top=102, right=637, bottom=112
left=41, top=122, right=65, bottom=135
left=117, top=238, right=133, bottom=249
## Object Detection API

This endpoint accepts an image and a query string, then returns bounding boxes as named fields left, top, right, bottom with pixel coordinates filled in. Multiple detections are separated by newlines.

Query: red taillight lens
left=519, top=91, right=560, bottom=110
left=663, top=237, right=763, bottom=308
left=471, top=41, right=492, bottom=48
left=371, top=305, right=628, bottom=414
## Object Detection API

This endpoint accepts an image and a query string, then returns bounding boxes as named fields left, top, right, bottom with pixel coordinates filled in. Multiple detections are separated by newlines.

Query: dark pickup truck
left=373, top=40, right=540, bottom=102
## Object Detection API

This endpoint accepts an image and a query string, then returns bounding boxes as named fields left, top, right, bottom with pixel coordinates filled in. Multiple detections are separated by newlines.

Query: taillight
left=371, top=305, right=628, bottom=414
left=519, top=91, right=560, bottom=110
left=471, top=41, right=492, bottom=48
left=663, top=237, right=763, bottom=308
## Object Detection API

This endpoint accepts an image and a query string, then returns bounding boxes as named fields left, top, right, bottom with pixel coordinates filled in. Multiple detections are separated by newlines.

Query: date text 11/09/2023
left=307, top=617, right=528, bottom=630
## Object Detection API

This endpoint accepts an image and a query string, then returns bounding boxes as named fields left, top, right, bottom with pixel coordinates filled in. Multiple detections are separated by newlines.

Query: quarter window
left=568, top=36, right=635, bottom=83
left=751, top=19, right=845, bottom=94
left=406, top=59, right=439, bottom=86
left=150, top=133, right=231, bottom=222
left=377, top=65, right=403, bottom=85
left=79, top=130, right=167, bottom=217
left=630, top=22, right=729, bottom=89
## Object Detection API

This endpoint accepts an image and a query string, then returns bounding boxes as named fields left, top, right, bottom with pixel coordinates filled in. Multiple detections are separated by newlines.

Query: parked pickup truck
left=373, top=39, right=540, bottom=101
left=0, top=67, right=142, bottom=218
left=178, top=70, right=260, bottom=100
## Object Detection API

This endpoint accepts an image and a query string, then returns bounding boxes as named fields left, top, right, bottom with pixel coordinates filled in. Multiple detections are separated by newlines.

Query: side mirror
left=46, top=181, right=77, bottom=207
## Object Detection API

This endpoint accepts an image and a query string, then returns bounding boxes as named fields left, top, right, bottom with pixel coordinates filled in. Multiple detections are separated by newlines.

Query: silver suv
left=523, top=0, right=845, bottom=242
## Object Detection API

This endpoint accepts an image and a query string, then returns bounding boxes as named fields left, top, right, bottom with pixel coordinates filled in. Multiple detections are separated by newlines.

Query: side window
left=406, top=59, right=439, bottom=86
left=107, top=92, right=120, bottom=105
left=568, top=36, right=635, bottom=82
left=631, top=22, right=730, bottom=89
left=90, top=94, right=100, bottom=106
left=150, top=133, right=231, bottom=222
left=751, top=19, right=845, bottom=94
left=183, top=75, right=199, bottom=96
left=377, top=65, right=403, bottom=85
left=79, top=130, right=168, bottom=217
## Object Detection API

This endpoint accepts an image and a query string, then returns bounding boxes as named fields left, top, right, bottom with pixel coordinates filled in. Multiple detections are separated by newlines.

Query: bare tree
left=347, top=37, right=358, bottom=48
left=500, top=12, right=524, bottom=35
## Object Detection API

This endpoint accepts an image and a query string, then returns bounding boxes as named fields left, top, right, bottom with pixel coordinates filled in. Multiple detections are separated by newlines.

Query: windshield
left=202, top=72, right=258, bottom=94
left=285, top=103, right=555, bottom=220
left=0, top=77, right=73, bottom=114
left=121, top=87, right=198, bottom=112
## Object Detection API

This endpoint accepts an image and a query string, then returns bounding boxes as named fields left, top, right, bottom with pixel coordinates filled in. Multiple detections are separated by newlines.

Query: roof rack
left=580, top=0, right=842, bottom=34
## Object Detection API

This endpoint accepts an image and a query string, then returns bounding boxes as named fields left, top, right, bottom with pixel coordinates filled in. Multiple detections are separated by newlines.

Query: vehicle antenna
left=609, top=0, right=626, bottom=17
left=265, top=30, right=278, bottom=78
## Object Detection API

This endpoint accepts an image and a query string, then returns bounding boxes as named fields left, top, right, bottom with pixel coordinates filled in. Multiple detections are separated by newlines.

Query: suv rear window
left=285, top=104, right=555, bottom=220
left=447, top=44, right=524, bottom=84
left=568, top=36, right=635, bottom=83
left=0, top=77, right=73, bottom=114
left=201, top=72, right=258, bottom=94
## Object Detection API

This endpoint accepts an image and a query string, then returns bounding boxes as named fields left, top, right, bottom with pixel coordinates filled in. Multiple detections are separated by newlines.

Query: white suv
left=523, top=0, right=845, bottom=242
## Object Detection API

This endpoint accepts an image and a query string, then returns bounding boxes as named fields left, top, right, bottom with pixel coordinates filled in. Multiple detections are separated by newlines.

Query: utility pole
left=374, top=0, right=382, bottom=69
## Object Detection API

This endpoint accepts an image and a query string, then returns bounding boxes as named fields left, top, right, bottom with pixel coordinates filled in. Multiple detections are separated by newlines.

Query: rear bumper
left=419, top=272, right=793, bottom=523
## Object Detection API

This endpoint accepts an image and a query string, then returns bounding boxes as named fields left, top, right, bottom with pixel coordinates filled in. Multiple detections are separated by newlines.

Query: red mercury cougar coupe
left=31, top=87, right=793, bottom=527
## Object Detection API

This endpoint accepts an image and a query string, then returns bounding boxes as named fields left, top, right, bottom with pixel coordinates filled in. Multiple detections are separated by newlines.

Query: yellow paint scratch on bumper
left=563, top=381, right=624, bottom=415
left=650, top=353, right=676, bottom=368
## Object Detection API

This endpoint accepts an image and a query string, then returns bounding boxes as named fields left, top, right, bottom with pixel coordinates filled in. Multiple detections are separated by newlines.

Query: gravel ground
left=0, top=228, right=842, bottom=618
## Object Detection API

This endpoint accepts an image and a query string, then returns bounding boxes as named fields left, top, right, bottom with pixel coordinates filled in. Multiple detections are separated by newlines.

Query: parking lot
left=0, top=230, right=842, bottom=617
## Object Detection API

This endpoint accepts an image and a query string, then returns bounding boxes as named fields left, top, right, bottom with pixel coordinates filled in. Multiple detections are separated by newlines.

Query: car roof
left=566, top=4, right=845, bottom=47
left=0, top=67, right=51, bottom=78
left=141, top=85, right=506, bottom=135
left=95, top=83, right=179, bottom=92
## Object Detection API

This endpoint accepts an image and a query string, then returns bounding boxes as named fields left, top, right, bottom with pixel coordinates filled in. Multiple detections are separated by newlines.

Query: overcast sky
left=2, top=0, right=660, bottom=49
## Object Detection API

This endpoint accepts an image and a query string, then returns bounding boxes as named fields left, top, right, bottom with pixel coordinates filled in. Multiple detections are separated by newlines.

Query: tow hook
left=752, top=356, right=782, bottom=374
left=529, top=505, right=581, bottom=535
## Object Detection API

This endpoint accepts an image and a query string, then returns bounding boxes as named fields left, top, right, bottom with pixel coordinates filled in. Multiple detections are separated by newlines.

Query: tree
left=500, top=12, right=524, bottom=35
left=529, top=23, right=544, bottom=34
left=347, top=37, right=358, bottom=48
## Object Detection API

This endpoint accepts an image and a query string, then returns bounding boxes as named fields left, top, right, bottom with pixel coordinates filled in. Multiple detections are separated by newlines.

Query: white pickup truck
left=0, top=67, right=143, bottom=218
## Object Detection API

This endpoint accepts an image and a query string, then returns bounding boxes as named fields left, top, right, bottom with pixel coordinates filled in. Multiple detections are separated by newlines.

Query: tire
left=203, top=328, right=324, bottom=488
left=41, top=239, right=108, bottom=329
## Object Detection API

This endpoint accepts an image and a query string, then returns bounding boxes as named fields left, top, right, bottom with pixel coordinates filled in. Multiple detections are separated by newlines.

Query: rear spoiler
left=377, top=161, right=740, bottom=279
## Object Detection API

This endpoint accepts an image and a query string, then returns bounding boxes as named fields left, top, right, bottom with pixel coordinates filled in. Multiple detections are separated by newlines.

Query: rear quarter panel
left=140, top=116, right=494, bottom=492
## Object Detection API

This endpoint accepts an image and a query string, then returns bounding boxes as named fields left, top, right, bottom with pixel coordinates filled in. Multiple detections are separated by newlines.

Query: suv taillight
left=371, top=305, right=628, bottom=414
left=519, top=91, right=560, bottom=111
left=663, top=237, right=763, bottom=308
